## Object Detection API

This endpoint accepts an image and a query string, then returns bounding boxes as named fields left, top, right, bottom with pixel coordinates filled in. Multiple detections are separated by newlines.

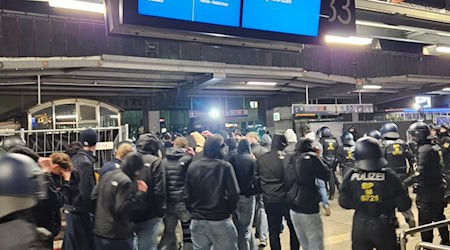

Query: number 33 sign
left=321, top=0, right=356, bottom=35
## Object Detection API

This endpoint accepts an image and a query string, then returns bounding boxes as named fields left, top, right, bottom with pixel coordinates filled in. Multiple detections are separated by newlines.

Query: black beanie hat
left=80, top=129, right=98, bottom=147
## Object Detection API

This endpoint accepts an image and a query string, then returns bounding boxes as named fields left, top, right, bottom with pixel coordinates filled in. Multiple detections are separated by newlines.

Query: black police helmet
left=429, top=123, right=441, bottom=131
left=441, top=124, right=450, bottom=131
left=341, top=132, right=355, bottom=146
left=380, top=123, right=400, bottom=139
left=408, top=121, right=431, bottom=145
left=1, top=136, right=26, bottom=152
left=0, top=153, right=46, bottom=218
left=354, top=137, right=388, bottom=171
left=367, top=130, right=382, bottom=141
left=320, top=127, right=332, bottom=138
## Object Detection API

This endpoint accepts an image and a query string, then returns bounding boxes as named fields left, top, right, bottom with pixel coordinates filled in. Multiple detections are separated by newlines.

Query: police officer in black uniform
left=438, top=124, right=450, bottom=201
left=339, top=137, right=412, bottom=250
left=406, top=121, right=450, bottom=245
left=335, top=132, right=356, bottom=177
left=319, top=127, right=339, bottom=200
left=380, top=122, right=416, bottom=228
left=0, top=153, right=51, bottom=250
left=367, top=130, right=382, bottom=141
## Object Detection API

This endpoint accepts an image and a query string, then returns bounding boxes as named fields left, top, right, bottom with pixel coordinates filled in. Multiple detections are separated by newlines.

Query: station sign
left=292, top=104, right=374, bottom=116
left=189, top=109, right=248, bottom=118
left=96, top=141, right=115, bottom=151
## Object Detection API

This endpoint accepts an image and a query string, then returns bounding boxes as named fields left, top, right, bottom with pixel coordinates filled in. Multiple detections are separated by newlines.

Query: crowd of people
left=1, top=121, right=450, bottom=250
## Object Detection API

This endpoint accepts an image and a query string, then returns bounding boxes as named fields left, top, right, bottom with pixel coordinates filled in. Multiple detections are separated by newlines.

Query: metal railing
left=415, top=242, right=450, bottom=250
left=400, top=219, right=450, bottom=250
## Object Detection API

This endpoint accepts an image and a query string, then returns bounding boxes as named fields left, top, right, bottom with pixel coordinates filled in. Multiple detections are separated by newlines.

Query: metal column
left=37, top=75, right=41, bottom=104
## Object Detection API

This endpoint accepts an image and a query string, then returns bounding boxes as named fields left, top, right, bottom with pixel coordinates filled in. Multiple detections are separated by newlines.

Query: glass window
left=55, top=104, right=76, bottom=129
left=79, top=105, right=96, bottom=121
left=31, top=107, right=53, bottom=130
left=250, top=101, right=259, bottom=109
left=100, top=107, right=119, bottom=127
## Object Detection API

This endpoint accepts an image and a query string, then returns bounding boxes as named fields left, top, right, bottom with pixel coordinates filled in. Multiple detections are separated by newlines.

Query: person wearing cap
left=34, top=153, right=72, bottom=248
left=99, top=141, right=134, bottom=177
left=63, top=128, right=98, bottom=250
left=0, top=153, right=51, bottom=249
left=339, top=137, right=412, bottom=250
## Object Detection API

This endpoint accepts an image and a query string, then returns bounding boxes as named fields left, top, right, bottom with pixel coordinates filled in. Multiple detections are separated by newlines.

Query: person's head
left=136, top=133, right=161, bottom=157
left=246, top=132, right=259, bottom=145
left=237, top=139, right=251, bottom=154
left=341, top=132, right=355, bottom=146
left=0, top=153, right=46, bottom=219
left=429, top=124, right=439, bottom=137
left=115, top=141, right=135, bottom=160
left=204, top=134, right=226, bottom=159
left=173, top=137, right=189, bottom=149
left=284, top=129, right=298, bottom=144
left=66, top=141, right=83, bottom=157
left=184, top=135, right=197, bottom=149
left=260, top=134, right=272, bottom=148
left=80, top=129, right=98, bottom=152
left=120, top=153, right=145, bottom=180
left=162, top=132, right=172, bottom=142
left=295, top=138, right=314, bottom=154
left=8, top=146, right=40, bottom=162
left=440, top=124, right=449, bottom=136
left=408, top=121, right=431, bottom=145
left=366, top=130, right=382, bottom=141
left=49, top=152, right=72, bottom=176
left=190, top=132, right=206, bottom=153
left=225, top=138, right=238, bottom=152
left=319, top=127, right=332, bottom=138
left=1, top=136, right=26, bottom=152
left=380, top=122, right=400, bottom=139
left=354, top=137, right=388, bottom=171
left=271, top=134, right=288, bottom=151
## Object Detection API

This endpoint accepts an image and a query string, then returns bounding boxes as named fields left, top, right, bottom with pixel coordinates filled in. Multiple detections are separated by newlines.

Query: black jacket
left=415, top=144, right=446, bottom=203
left=34, top=173, right=70, bottom=236
left=184, top=137, right=240, bottom=221
left=163, top=148, right=193, bottom=203
left=99, top=158, right=121, bottom=177
left=382, top=139, right=415, bottom=175
left=256, top=135, right=288, bottom=204
left=335, top=144, right=356, bottom=173
left=94, top=169, right=144, bottom=239
left=440, top=135, right=450, bottom=171
left=68, top=150, right=97, bottom=213
left=320, top=137, right=338, bottom=166
left=228, top=140, right=258, bottom=196
left=0, top=219, right=49, bottom=250
left=339, top=168, right=411, bottom=218
left=285, top=139, right=330, bottom=214
left=251, top=142, right=268, bottom=159
left=134, top=133, right=166, bottom=222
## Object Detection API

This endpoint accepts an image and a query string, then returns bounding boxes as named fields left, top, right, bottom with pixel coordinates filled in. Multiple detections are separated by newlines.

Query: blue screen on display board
left=242, top=0, right=322, bottom=36
left=138, top=0, right=241, bottom=27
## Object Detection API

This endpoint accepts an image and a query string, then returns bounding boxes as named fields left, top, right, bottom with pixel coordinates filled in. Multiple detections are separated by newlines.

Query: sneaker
left=323, top=205, right=331, bottom=216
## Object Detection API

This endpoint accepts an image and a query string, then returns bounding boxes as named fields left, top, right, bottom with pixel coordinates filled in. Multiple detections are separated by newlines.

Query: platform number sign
left=321, top=0, right=356, bottom=35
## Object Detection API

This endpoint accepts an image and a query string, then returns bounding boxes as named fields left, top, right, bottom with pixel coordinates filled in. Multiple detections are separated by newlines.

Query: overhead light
left=109, top=115, right=119, bottom=119
left=49, top=0, right=105, bottom=13
left=208, top=108, right=221, bottom=119
left=325, top=35, right=373, bottom=46
left=56, top=115, right=76, bottom=120
left=423, top=45, right=450, bottom=55
left=247, top=81, right=277, bottom=86
left=442, top=88, right=450, bottom=91
left=362, top=85, right=382, bottom=89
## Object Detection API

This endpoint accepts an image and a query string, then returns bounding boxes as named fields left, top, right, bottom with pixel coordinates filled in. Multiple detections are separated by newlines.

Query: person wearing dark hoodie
left=256, top=134, right=300, bottom=250
left=229, top=139, right=258, bottom=250
left=134, top=133, right=166, bottom=250
left=94, top=153, right=148, bottom=250
left=184, top=134, right=240, bottom=250
left=285, top=139, right=330, bottom=250
left=261, top=134, right=272, bottom=150
left=99, top=141, right=134, bottom=177
left=159, top=137, right=194, bottom=250
left=224, top=137, right=239, bottom=161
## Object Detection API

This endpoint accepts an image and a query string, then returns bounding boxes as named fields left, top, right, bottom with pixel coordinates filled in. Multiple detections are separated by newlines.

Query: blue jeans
left=233, top=196, right=257, bottom=250
left=190, top=218, right=238, bottom=250
left=290, top=211, right=324, bottom=250
left=316, top=179, right=329, bottom=207
left=255, top=195, right=269, bottom=243
left=95, top=235, right=133, bottom=250
left=135, top=217, right=161, bottom=250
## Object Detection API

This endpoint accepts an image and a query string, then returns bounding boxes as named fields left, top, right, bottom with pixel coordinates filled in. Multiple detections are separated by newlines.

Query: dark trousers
left=329, top=170, right=340, bottom=198
left=95, top=235, right=133, bottom=250
left=62, top=212, right=95, bottom=250
left=352, top=215, right=399, bottom=250
left=417, top=201, right=450, bottom=244
left=265, top=202, right=300, bottom=250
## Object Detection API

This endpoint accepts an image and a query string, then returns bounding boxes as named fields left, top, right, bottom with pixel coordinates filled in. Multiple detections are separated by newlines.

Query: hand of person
left=61, top=167, right=71, bottom=181
left=38, top=157, right=53, bottom=173
left=137, top=180, right=148, bottom=193
left=186, top=147, right=195, bottom=156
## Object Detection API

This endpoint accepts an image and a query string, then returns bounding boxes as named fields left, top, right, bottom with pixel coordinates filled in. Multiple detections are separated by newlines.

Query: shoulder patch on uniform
left=111, top=181, right=118, bottom=186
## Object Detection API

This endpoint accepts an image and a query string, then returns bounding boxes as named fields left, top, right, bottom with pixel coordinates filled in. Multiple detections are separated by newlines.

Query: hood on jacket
left=225, top=138, right=238, bottom=151
left=237, top=139, right=251, bottom=154
left=120, top=153, right=145, bottom=180
left=165, top=147, right=187, bottom=160
left=191, top=132, right=206, bottom=153
left=204, top=135, right=225, bottom=159
left=261, top=134, right=272, bottom=147
left=295, top=139, right=315, bottom=154
left=285, top=129, right=298, bottom=143
left=271, top=134, right=288, bottom=151
left=136, top=133, right=161, bottom=156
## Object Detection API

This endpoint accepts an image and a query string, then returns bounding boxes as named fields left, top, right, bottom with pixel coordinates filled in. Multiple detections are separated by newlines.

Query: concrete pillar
left=148, top=111, right=161, bottom=134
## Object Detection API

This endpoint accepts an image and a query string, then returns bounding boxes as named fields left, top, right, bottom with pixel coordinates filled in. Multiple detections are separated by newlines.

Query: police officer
left=380, top=122, right=416, bottom=228
left=406, top=121, right=449, bottom=245
left=335, top=132, right=356, bottom=177
left=438, top=124, right=450, bottom=201
left=367, top=130, right=382, bottom=141
left=319, top=127, right=339, bottom=200
left=0, top=153, right=51, bottom=249
left=1, top=135, right=26, bottom=152
left=339, top=137, right=412, bottom=250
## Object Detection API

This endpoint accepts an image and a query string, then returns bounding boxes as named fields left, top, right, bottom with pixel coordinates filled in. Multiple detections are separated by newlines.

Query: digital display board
left=138, top=0, right=241, bottom=27
left=242, top=0, right=322, bottom=36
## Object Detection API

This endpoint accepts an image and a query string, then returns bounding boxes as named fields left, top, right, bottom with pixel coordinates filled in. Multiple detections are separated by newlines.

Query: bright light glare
left=109, top=115, right=119, bottom=119
left=442, top=88, right=450, bottom=91
left=325, top=35, right=373, bottom=46
left=413, top=103, right=421, bottom=110
left=209, top=109, right=220, bottom=119
left=49, top=0, right=105, bottom=13
left=56, top=115, right=76, bottom=120
left=362, top=85, right=382, bottom=90
left=247, top=81, right=277, bottom=86
left=436, top=46, right=450, bottom=53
